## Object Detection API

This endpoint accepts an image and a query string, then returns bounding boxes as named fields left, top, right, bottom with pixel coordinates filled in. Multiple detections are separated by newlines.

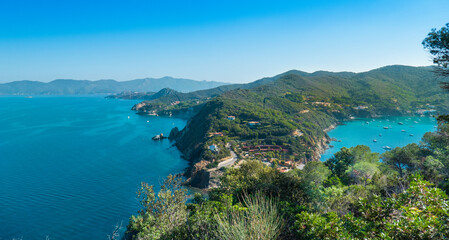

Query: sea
left=0, top=96, right=188, bottom=239
left=320, top=116, right=438, bottom=161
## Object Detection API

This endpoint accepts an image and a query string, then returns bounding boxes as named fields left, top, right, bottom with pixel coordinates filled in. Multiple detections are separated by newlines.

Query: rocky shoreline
left=313, top=124, right=337, bottom=161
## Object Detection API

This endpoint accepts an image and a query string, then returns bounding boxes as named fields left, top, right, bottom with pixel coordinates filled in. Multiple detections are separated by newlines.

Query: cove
left=0, top=96, right=188, bottom=239
left=320, top=116, right=438, bottom=161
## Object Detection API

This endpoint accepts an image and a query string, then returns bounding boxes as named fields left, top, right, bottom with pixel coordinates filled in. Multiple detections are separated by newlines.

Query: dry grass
left=215, top=193, right=283, bottom=240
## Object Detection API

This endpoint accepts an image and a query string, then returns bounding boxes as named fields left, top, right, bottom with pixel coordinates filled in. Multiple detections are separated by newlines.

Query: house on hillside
left=227, top=116, right=236, bottom=120
left=416, top=109, right=436, bottom=115
left=354, top=105, right=368, bottom=110
left=208, top=132, right=224, bottom=137
left=209, top=144, right=219, bottom=152
left=248, top=121, right=260, bottom=127
left=292, top=129, right=303, bottom=137
left=312, top=102, right=331, bottom=107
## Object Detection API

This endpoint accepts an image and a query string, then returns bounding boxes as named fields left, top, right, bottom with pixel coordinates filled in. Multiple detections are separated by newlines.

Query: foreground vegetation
left=123, top=117, right=449, bottom=239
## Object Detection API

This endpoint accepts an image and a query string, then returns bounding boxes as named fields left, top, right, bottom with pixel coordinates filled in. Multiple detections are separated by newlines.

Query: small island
left=152, top=133, right=167, bottom=140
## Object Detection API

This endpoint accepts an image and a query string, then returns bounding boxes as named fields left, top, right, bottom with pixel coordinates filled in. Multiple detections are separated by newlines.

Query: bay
left=0, top=96, right=187, bottom=239
left=320, top=116, right=438, bottom=161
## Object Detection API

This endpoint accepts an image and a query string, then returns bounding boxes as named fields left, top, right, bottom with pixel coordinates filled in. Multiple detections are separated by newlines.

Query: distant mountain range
left=0, top=77, right=228, bottom=95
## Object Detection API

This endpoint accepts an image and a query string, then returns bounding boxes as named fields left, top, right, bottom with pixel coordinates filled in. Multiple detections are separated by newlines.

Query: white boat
left=383, top=126, right=389, bottom=129
left=398, top=122, right=404, bottom=125
left=401, top=130, right=406, bottom=132
left=383, top=146, right=392, bottom=150
left=409, top=134, right=414, bottom=136
left=373, top=139, right=377, bottom=142
left=128, top=116, right=130, bottom=119
left=379, top=134, right=382, bottom=137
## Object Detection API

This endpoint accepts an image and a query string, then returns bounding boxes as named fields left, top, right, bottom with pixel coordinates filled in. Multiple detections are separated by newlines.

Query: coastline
left=319, top=115, right=438, bottom=161
left=129, top=97, right=442, bottom=189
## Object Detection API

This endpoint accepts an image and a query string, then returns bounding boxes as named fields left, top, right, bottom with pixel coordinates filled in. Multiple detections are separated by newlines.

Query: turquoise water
left=320, top=116, right=438, bottom=161
left=0, top=96, right=187, bottom=239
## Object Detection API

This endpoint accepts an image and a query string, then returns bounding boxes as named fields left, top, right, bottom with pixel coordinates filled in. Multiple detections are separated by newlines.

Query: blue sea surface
left=0, top=96, right=187, bottom=239
left=320, top=116, right=438, bottom=161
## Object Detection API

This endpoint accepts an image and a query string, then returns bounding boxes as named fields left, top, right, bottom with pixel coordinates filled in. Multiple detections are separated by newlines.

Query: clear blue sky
left=0, top=0, right=448, bottom=83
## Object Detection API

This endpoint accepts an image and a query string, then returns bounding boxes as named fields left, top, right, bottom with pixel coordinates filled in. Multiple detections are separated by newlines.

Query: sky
left=0, top=0, right=448, bottom=83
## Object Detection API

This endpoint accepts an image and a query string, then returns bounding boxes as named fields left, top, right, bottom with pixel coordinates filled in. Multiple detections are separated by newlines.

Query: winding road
left=217, top=150, right=237, bottom=168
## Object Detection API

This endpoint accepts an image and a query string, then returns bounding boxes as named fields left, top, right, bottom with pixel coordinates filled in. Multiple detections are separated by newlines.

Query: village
left=206, top=115, right=306, bottom=174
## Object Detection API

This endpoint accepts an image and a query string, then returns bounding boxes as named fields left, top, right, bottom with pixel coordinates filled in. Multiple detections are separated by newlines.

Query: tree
left=347, top=161, right=380, bottom=186
left=295, top=175, right=449, bottom=239
left=324, top=147, right=355, bottom=182
left=423, top=23, right=449, bottom=89
left=301, top=161, right=331, bottom=186
left=382, top=143, right=420, bottom=179
left=125, top=175, right=188, bottom=240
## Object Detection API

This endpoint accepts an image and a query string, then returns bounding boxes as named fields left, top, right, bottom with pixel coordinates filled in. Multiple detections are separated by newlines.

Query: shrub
left=215, top=193, right=283, bottom=240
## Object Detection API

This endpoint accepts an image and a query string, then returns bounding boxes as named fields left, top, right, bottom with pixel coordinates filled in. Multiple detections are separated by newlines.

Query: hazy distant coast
left=0, top=77, right=228, bottom=95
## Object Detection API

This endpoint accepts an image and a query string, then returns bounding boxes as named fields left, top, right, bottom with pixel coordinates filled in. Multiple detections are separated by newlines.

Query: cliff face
left=311, top=133, right=332, bottom=161
left=184, top=160, right=211, bottom=188
left=172, top=100, right=221, bottom=160
left=166, top=101, right=222, bottom=188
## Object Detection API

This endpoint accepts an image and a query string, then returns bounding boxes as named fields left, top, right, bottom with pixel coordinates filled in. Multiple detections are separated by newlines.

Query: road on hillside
left=217, top=150, right=237, bottom=168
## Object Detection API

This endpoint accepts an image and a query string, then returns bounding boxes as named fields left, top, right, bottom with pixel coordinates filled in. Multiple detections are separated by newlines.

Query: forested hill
left=133, top=65, right=448, bottom=116
left=224, top=65, right=448, bottom=114
left=127, top=65, right=448, bottom=188
left=0, top=77, right=228, bottom=95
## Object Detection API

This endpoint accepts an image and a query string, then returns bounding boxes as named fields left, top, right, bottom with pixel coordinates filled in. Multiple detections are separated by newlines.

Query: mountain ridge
left=0, top=77, right=228, bottom=95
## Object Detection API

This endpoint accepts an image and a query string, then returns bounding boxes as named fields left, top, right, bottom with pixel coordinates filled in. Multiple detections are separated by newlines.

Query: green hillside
left=131, top=65, right=448, bottom=188
left=125, top=66, right=449, bottom=240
